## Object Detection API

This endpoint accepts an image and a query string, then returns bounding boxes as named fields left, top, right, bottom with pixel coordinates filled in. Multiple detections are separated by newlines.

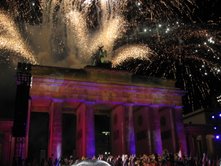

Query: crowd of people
left=13, top=152, right=221, bottom=166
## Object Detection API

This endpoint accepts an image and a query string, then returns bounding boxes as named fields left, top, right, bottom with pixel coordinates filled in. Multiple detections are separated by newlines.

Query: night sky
left=0, top=0, right=220, bottom=119
left=195, top=0, right=220, bottom=21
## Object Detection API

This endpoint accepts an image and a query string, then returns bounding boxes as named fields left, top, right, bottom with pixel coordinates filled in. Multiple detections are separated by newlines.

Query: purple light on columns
left=56, top=143, right=61, bottom=159
left=150, top=105, right=163, bottom=154
left=125, top=104, right=136, bottom=155
left=85, top=102, right=95, bottom=158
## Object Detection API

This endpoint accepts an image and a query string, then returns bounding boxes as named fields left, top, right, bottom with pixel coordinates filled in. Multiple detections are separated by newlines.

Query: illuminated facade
left=0, top=64, right=187, bottom=164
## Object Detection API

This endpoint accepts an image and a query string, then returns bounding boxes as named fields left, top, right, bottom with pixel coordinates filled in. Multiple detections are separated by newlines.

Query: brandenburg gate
left=14, top=64, right=187, bottom=160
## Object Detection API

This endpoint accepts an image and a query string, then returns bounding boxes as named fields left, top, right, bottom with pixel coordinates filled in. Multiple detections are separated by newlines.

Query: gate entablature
left=30, top=65, right=184, bottom=107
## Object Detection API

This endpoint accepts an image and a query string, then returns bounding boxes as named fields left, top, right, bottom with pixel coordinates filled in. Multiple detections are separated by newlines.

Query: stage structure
left=12, top=63, right=187, bottom=160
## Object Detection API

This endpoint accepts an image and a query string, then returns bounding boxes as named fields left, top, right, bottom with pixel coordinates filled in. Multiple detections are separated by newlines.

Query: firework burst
left=0, top=0, right=220, bottom=112
left=117, top=22, right=221, bottom=112
left=0, top=11, right=37, bottom=64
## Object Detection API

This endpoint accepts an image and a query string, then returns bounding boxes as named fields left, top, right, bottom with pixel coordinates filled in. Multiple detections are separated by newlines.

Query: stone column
left=201, top=134, right=207, bottom=155
left=125, top=104, right=136, bottom=155
left=169, top=108, right=177, bottom=153
left=174, top=106, right=188, bottom=156
left=48, top=99, right=63, bottom=160
left=149, top=105, right=163, bottom=154
left=111, top=105, right=136, bottom=155
left=206, top=134, right=214, bottom=158
left=76, top=102, right=95, bottom=158
left=111, top=105, right=125, bottom=155
left=133, top=106, right=151, bottom=154
left=135, top=106, right=162, bottom=154
left=185, top=132, right=195, bottom=156
left=192, top=136, right=197, bottom=157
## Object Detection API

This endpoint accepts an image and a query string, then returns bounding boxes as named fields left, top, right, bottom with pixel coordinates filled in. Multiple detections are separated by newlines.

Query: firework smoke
left=1, top=0, right=220, bottom=112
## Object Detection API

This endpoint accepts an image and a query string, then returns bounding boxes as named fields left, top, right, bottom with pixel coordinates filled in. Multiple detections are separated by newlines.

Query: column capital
left=48, top=100, right=62, bottom=159
left=206, top=134, right=215, bottom=139
left=84, top=101, right=95, bottom=105
left=76, top=101, right=95, bottom=158
left=173, top=105, right=183, bottom=110
left=124, top=103, right=134, bottom=106
left=51, top=98, right=63, bottom=103
left=149, top=104, right=160, bottom=108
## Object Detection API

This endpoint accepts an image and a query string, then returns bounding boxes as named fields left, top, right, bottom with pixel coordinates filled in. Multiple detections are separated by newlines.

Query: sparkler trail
left=118, top=22, right=221, bottom=112
left=121, top=0, right=196, bottom=25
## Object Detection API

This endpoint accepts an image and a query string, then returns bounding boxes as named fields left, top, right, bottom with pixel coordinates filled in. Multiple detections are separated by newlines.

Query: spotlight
left=212, top=115, right=215, bottom=119
left=214, top=126, right=217, bottom=130
left=219, top=113, right=221, bottom=117
left=215, top=135, right=220, bottom=140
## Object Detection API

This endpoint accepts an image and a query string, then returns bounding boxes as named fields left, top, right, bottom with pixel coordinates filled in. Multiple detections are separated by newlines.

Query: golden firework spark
left=65, top=1, right=127, bottom=65
left=0, top=11, right=37, bottom=64
left=112, top=44, right=155, bottom=67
